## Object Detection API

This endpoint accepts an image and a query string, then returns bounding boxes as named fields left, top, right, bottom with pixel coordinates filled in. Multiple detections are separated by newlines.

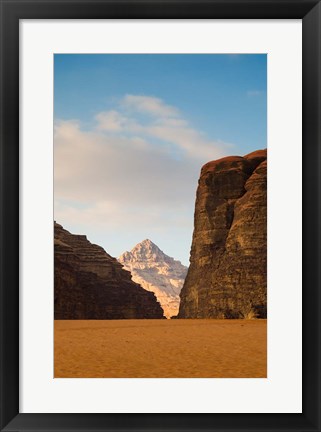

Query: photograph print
left=54, top=54, right=267, bottom=378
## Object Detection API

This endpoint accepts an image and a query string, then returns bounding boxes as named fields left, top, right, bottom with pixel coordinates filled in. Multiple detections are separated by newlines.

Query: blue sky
left=54, top=54, right=266, bottom=265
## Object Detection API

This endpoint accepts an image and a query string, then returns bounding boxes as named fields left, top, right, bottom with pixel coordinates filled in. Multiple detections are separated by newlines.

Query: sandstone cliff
left=119, top=240, right=187, bottom=318
left=54, top=222, right=164, bottom=319
left=178, top=150, right=267, bottom=319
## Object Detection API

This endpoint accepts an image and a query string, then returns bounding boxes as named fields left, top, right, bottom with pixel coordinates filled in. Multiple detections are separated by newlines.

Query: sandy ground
left=54, top=319, right=267, bottom=378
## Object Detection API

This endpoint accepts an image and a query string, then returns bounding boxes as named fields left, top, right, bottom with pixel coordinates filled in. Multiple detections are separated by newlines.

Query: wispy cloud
left=95, top=110, right=130, bottom=131
left=54, top=95, right=233, bottom=256
left=122, top=94, right=180, bottom=118
left=94, top=94, right=229, bottom=161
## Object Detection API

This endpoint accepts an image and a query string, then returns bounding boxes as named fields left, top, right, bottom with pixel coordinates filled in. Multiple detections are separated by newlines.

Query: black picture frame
left=1, top=1, right=320, bottom=431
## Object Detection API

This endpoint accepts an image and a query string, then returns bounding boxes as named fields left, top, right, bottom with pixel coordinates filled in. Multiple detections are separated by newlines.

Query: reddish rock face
left=178, top=149, right=267, bottom=319
left=54, top=223, right=164, bottom=319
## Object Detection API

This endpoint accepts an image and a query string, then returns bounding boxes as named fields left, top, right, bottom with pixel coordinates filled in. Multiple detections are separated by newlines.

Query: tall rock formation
left=54, top=223, right=164, bottom=319
left=119, top=240, right=188, bottom=318
left=178, top=149, right=267, bottom=319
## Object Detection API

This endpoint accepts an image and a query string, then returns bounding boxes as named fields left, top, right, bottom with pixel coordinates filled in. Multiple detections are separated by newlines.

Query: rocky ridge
left=178, top=149, right=267, bottom=319
left=54, top=222, right=164, bottom=319
left=119, top=239, right=188, bottom=318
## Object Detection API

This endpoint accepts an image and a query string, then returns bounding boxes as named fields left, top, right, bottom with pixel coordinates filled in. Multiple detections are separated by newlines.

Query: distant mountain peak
left=122, top=239, right=167, bottom=263
left=118, top=240, right=188, bottom=318
left=134, top=238, right=158, bottom=249
left=142, top=238, right=153, bottom=244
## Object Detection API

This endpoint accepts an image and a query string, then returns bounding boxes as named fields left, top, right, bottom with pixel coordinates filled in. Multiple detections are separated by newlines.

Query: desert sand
left=54, top=319, right=267, bottom=378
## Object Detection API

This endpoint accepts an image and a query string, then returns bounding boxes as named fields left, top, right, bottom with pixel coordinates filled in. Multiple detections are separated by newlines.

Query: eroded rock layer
left=178, top=150, right=267, bottom=319
left=54, top=222, right=164, bottom=319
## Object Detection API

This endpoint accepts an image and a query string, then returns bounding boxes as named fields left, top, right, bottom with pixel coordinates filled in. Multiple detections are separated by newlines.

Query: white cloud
left=92, top=95, right=229, bottom=161
left=144, top=121, right=221, bottom=161
left=122, top=94, right=180, bottom=118
left=155, top=118, right=188, bottom=127
left=54, top=95, right=233, bottom=261
left=95, top=110, right=129, bottom=131
left=55, top=95, right=232, bottom=207
left=54, top=118, right=201, bottom=206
